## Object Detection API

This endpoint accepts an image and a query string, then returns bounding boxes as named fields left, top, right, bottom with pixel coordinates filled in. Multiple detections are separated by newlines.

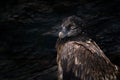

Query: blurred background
left=0, top=0, right=120, bottom=80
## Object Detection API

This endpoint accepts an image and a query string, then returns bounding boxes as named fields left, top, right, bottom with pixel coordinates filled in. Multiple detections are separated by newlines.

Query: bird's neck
left=56, top=33, right=91, bottom=55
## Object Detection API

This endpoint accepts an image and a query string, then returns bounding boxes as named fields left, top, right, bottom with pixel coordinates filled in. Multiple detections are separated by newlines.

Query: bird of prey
left=56, top=15, right=120, bottom=80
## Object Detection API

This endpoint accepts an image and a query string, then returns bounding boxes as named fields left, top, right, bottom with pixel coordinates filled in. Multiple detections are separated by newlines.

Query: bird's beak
left=59, top=30, right=68, bottom=39
left=59, top=31, right=65, bottom=38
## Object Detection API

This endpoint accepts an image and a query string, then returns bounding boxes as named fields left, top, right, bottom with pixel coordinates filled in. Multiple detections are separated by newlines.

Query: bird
left=56, top=15, right=120, bottom=80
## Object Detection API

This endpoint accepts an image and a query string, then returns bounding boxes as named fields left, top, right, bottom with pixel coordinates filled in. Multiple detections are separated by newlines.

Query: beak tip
left=59, top=32, right=65, bottom=38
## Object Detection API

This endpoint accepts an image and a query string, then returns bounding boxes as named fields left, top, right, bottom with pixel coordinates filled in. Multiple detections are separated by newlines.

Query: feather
left=56, top=39, right=119, bottom=80
left=56, top=16, right=120, bottom=80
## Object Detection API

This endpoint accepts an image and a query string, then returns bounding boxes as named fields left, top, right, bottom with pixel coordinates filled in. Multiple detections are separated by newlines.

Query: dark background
left=0, top=0, right=120, bottom=80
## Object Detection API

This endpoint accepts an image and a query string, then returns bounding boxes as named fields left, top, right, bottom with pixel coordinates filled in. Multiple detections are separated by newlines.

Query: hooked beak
left=59, top=31, right=65, bottom=38
left=59, top=29, right=67, bottom=39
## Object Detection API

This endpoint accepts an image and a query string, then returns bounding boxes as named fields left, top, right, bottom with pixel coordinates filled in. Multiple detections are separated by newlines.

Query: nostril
left=63, top=27, right=66, bottom=30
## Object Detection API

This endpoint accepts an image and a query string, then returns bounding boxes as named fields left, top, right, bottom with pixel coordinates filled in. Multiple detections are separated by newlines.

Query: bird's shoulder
left=64, top=39, right=101, bottom=54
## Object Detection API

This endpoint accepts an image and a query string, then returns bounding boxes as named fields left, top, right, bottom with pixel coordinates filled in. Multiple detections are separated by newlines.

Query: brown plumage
left=56, top=16, right=120, bottom=80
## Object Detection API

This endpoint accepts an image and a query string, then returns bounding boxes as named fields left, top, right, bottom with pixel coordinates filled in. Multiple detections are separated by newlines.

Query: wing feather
left=57, top=40, right=119, bottom=80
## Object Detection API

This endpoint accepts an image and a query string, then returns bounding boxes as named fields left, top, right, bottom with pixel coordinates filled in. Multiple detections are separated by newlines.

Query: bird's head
left=59, top=15, right=84, bottom=39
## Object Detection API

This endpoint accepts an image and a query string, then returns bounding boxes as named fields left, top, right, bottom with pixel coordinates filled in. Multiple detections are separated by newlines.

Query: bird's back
left=56, top=38, right=119, bottom=80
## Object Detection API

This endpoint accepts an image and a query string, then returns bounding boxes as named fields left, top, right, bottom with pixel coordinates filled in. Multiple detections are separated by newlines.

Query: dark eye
left=70, top=23, right=76, bottom=30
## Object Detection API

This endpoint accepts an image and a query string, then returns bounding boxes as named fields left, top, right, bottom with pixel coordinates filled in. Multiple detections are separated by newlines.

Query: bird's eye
left=70, top=23, right=76, bottom=30
left=66, top=24, right=73, bottom=30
